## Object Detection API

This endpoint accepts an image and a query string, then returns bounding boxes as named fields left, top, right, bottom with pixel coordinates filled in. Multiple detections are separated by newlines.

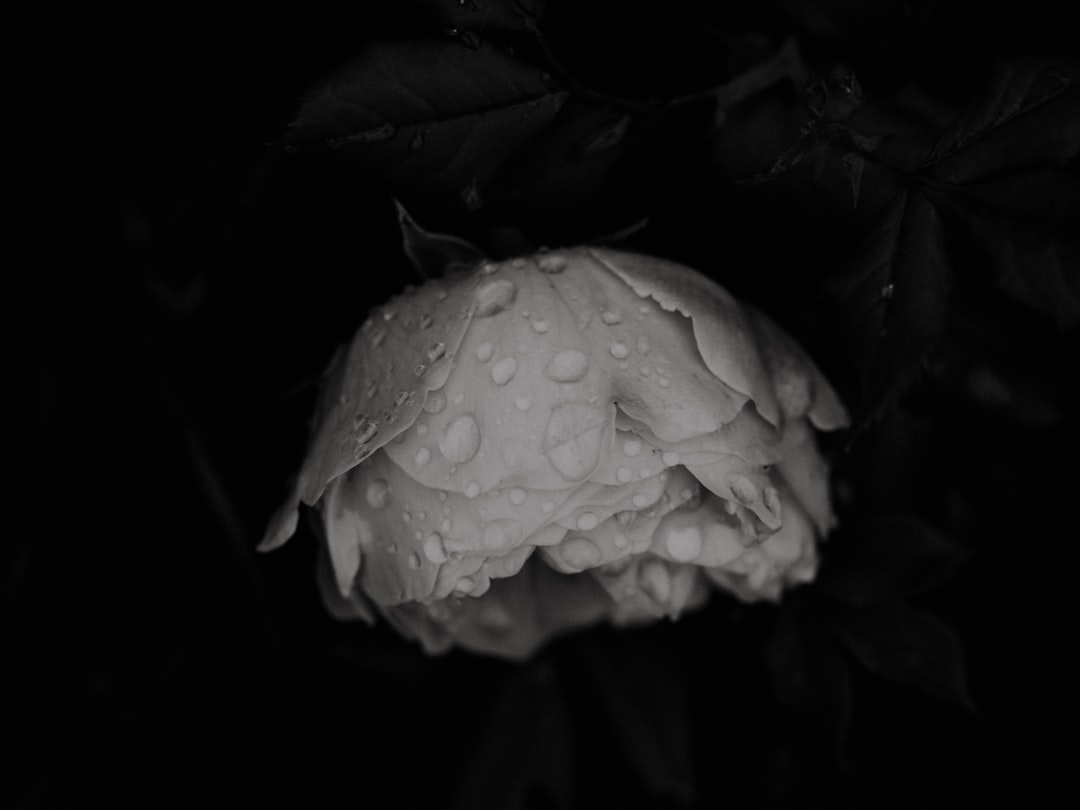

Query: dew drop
left=408, top=551, right=422, bottom=569
left=371, top=329, right=386, bottom=348
left=365, top=380, right=379, bottom=399
left=616, top=466, right=633, bottom=483
left=662, top=451, right=680, bottom=467
left=355, top=418, right=379, bottom=445
left=636, top=337, right=650, bottom=355
left=465, top=481, right=481, bottom=498
left=454, top=577, right=475, bottom=594
left=616, top=510, right=636, bottom=527
left=623, top=440, right=641, bottom=457
left=544, top=349, right=589, bottom=382
left=365, top=478, right=390, bottom=509
left=632, top=492, right=652, bottom=509
left=395, top=390, right=410, bottom=406
left=509, top=487, right=527, bottom=505
left=491, top=356, right=518, bottom=386
left=440, top=414, right=481, bottom=463
left=609, top=341, right=630, bottom=359
left=515, top=396, right=531, bottom=411
left=639, top=366, right=650, bottom=377
left=657, top=376, right=670, bottom=388
left=475, top=280, right=516, bottom=316
left=439, top=518, right=452, bottom=533
left=532, top=319, right=549, bottom=334
left=475, top=342, right=494, bottom=362
left=415, top=447, right=432, bottom=466
left=423, top=391, right=446, bottom=413
left=576, top=512, right=600, bottom=531
left=483, top=519, right=522, bottom=551
left=414, top=363, right=427, bottom=377
left=426, top=341, right=446, bottom=362
left=665, top=525, right=703, bottom=562
left=419, top=314, right=434, bottom=330
left=600, top=310, right=622, bottom=325
left=416, top=423, right=429, bottom=437
left=561, top=536, right=602, bottom=569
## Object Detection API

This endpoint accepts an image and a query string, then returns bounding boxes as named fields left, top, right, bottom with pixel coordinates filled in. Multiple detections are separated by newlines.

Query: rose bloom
left=262, top=248, right=848, bottom=659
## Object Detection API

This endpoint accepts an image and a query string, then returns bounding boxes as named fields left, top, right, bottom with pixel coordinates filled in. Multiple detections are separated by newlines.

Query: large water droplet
left=423, top=533, right=448, bottom=564
left=544, top=349, right=589, bottom=382
left=475, top=280, right=516, bottom=317
left=355, top=417, right=379, bottom=445
left=544, top=403, right=606, bottom=481
left=665, top=525, right=703, bottom=562
left=483, top=519, right=522, bottom=551
left=561, top=535, right=602, bottom=569
left=366, top=478, right=390, bottom=508
left=440, top=414, right=481, bottom=463
left=491, top=356, right=517, bottom=386
left=576, top=512, right=599, bottom=531
left=426, top=341, right=446, bottom=362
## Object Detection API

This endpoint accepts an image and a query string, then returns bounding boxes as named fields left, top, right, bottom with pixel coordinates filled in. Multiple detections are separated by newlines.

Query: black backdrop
left=10, top=1, right=1078, bottom=808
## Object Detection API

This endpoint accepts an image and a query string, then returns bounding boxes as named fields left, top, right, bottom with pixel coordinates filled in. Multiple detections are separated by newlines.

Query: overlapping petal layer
left=264, top=248, right=848, bottom=658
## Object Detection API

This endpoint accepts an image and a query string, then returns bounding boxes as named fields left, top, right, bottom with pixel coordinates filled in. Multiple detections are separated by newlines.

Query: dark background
left=9, top=1, right=1078, bottom=808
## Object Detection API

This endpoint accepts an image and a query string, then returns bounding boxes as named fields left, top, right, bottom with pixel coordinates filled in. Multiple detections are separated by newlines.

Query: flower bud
left=262, top=247, right=848, bottom=659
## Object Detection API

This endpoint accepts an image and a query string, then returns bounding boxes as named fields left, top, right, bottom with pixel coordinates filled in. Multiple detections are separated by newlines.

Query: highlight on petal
left=261, top=247, right=850, bottom=659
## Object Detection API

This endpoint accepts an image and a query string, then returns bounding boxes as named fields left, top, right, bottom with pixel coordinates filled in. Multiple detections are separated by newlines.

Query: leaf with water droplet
left=288, top=40, right=567, bottom=213
left=827, top=189, right=952, bottom=425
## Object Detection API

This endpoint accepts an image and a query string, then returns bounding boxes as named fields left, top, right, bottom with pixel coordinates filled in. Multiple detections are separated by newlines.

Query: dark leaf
left=816, top=515, right=970, bottom=608
left=835, top=606, right=975, bottom=710
left=828, top=188, right=952, bottom=421
left=395, top=200, right=487, bottom=278
left=766, top=599, right=852, bottom=752
left=840, top=152, right=865, bottom=206
left=934, top=169, right=1080, bottom=328
left=570, top=636, right=696, bottom=804
left=922, top=57, right=1080, bottom=184
left=288, top=40, right=568, bottom=206
left=416, top=0, right=547, bottom=32
left=450, top=662, right=573, bottom=810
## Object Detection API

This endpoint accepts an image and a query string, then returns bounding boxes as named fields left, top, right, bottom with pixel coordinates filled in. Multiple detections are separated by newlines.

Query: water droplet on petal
left=544, top=349, right=589, bottom=382
left=454, top=577, right=475, bottom=594
left=601, top=310, right=622, bottom=325
left=622, top=440, right=641, bottom=457
left=465, top=481, right=481, bottom=498
left=483, top=519, right=522, bottom=551
left=355, top=418, right=379, bottom=445
left=439, top=518, right=452, bottom=533
left=616, top=466, right=633, bottom=483
left=475, top=342, right=494, bottom=362
left=366, top=478, right=390, bottom=508
left=416, top=424, right=429, bottom=438
left=414, top=363, right=427, bottom=377
left=636, top=337, right=650, bottom=355
left=657, top=376, right=670, bottom=388
left=371, top=329, right=386, bottom=348
left=509, top=487, right=527, bottom=505
left=532, top=319, right=549, bottom=334
left=545, top=402, right=606, bottom=481
left=423, top=391, right=446, bottom=413
left=491, top=357, right=517, bottom=386
left=665, top=525, right=703, bottom=562
left=415, top=447, right=432, bottom=466
left=419, top=314, right=434, bottom=330
left=440, top=414, right=481, bottom=463
left=515, top=396, right=531, bottom=411
left=616, top=510, right=636, bottom=527
left=408, top=551, right=422, bottom=569
left=475, top=280, right=516, bottom=317
left=632, top=492, right=652, bottom=509
left=395, top=391, right=410, bottom=406
left=609, top=341, right=630, bottom=359
left=576, top=512, right=599, bottom=531
left=426, top=341, right=446, bottom=362
left=561, top=535, right=602, bottom=569
left=662, top=451, right=680, bottom=467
